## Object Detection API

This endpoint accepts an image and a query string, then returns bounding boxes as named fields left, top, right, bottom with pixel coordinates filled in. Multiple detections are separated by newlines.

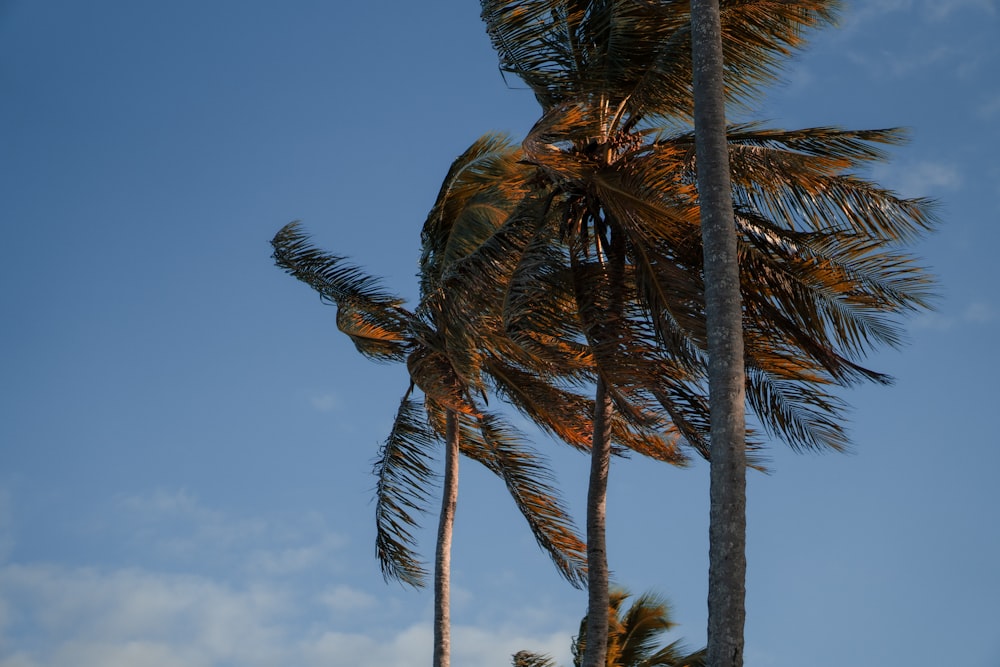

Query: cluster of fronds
left=271, top=0, right=936, bottom=608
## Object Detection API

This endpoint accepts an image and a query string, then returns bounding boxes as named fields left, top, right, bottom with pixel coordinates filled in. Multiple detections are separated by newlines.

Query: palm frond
left=458, top=411, right=589, bottom=588
left=372, top=390, right=439, bottom=587
left=513, top=650, right=560, bottom=667
left=720, top=125, right=938, bottom=242
left=481, top=0, right=840, bottom=121
left=484, top=356, right=597, bottom=450
left=571, top=586, right=705, bottom=667
left=271, top=221, right=411, bottom=361
left=420, top=132, right=528, bottom=292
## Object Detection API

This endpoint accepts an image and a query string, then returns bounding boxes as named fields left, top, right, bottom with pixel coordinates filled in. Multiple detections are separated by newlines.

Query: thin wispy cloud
left=837, top=1, right=997, bottom=80
left=963, top=302, right=996, bottom=323
left=0, top=562, right=574, bottom=667
left=0, top=490, right=579, bottom=667
left=115, top=490, right=348, bottom=577
left=309, top=393, right=341, bottom=413
left=871, top=160, right=962, bottom=198
left=846, top=0, right=996, bottom=25
left=319, top=585, right=378, bottom=614
left=913, top=301, right=996, bottom=331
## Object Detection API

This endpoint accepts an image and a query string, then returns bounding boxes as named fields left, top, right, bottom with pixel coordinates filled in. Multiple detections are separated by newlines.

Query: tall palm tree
left=689, top=1, right=745, bottom=665
left=272, top=223, right=585, bottom=667
left=469, top=3, right=935, bottom=666
left=273, top=134, right=687, bottom=667
left=514, top=586, right=705, bottom=667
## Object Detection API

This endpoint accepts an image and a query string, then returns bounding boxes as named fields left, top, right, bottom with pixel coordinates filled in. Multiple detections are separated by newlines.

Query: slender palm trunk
left=581, top=375, right=613, bottom=667
left=690, top=3, right=748, bottom=667
left=581, top=221, right=627, bottom=667
left=433, top=410, right=460, bottom=667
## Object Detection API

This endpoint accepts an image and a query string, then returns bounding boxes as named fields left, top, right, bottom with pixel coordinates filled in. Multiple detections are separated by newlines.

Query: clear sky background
left=2, top=2, right=998, bottom=666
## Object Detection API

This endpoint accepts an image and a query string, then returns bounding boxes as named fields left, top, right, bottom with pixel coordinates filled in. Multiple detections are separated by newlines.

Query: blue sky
left=1, top=1, right=998, bottom=666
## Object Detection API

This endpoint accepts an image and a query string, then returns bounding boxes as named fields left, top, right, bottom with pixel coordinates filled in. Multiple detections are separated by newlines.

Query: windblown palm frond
left=452, top=410, right=589, bottom=587
left=372, top=389, right=439, bottom=587
left=421, top=132, right=530, bottom=292
left=271, top=221, right=411, bottom=361
left=480, top=0, right=839, bottom=120
left=274, top=134, right=599, bottom=594
left=542, top=587, right=705, bottom=667
left=514, top=650, right=560, bottom=667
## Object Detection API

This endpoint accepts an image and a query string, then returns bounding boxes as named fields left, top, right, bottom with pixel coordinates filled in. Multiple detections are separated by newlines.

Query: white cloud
left=912, top=311, right=956, bottom=331
left=302, top=623, right=571, bottom=667
left=318, top=585, right=378, bottom=614
left=0, top=491, right=582, bottom=667
left=0, top=563, right=574, bottom=667
left=115, top=490, right=349, bottom=577
left=923, top=0, right=997, bottom=21
left=844, top=44, right=952, bottom=79
left=0, top=564, right=292, bottom=667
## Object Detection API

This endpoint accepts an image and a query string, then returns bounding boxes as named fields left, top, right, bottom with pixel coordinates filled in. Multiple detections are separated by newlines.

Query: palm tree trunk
left=581, top=376, right=613, bottom=667
left=434, top=410, right=460, bottom=667
left=690, top=2, right=748, bottom=667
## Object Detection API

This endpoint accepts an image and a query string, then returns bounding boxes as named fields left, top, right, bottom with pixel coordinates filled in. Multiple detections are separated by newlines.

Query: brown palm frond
left=484, top=356, right=598, bottom=451
left=458, top=411, right=589, bottom=588
left=481, top=0, right=840, bottom=121
left=271, top=221, right=411, bottom=361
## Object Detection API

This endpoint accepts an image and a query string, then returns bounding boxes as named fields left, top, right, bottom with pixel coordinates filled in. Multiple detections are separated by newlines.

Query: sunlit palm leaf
left=271, top=221, right=410, bottom=361
left=421, top=132, right=529, bottom=292
left=458, top=411, right=589, bottom=588
left=570, top=586, right=705, bottom=667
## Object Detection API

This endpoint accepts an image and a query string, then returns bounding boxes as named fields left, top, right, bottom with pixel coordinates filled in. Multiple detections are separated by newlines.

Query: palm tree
left=272, top=224, right=585, bottom=667
left=514, top=586, right=705, bottom=667
left=470, top=3, right=935, bottom=666
left=272, top=134, right=686, bottom=667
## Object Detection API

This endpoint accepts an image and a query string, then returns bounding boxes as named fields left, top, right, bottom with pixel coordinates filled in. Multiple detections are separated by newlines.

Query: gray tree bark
left=581, top=376, right=613, bottom=667
left=690, top=3, right=748, bottom=667
left=433, top=411, right=460, bottom=667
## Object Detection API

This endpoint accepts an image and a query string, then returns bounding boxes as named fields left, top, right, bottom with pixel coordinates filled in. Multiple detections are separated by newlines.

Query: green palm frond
left=514, top=650, right=560, bottom=667
left=372, top=390, right=439, bottom=588
left=271, top=221, right=411, bottom=361
left=616, top=590, right=676, bottom=666
left=421, top=132, right=528, bottom=292
left=458, top=411, right=589, bottom=588
left=568, top=586, right=704, bottom=667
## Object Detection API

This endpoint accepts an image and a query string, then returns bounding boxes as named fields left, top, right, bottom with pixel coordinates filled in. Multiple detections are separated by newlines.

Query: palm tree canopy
left=272, top=184, right=593, bottom=590
left=514, top=586, right=704, bottom=667
left=446, top=120, right=935, bottom=460
left=481, top=0, right=839, bottom=121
